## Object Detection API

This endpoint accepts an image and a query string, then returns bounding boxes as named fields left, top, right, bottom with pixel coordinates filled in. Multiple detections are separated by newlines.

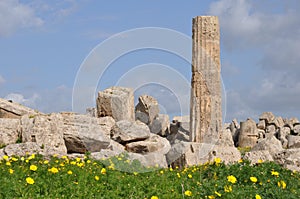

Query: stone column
left=190, top=16, right=222, bottom=143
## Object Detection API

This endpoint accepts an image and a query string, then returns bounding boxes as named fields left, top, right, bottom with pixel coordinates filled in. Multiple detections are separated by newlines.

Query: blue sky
left=0, top=0, right=300, bottom=122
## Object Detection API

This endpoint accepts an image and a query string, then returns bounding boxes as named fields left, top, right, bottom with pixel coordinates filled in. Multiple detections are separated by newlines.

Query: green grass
left=0, top=153, right=299, bottom=199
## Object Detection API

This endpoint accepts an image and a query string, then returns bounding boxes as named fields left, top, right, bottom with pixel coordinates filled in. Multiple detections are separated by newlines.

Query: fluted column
left=190, top=16, right=222, bottom=143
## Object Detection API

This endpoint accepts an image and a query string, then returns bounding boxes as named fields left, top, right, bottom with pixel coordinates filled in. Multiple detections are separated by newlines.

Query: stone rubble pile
left=0, top=90, right=300, bottom=171
left=228, top=112, right=300, bottom=171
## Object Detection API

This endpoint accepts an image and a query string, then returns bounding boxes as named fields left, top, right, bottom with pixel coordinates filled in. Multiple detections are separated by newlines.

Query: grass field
left=0, top=153, right=299, bottom=198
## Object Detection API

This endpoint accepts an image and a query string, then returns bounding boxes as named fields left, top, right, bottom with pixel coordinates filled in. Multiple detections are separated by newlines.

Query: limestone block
left=149, top=114, right=170, bottom=136
left=135, top=95, right=159, bottom=125
left=0, top=98, right=37, bottom=119
left=287, top=135, right=300, bottom=149
left=259, top=112, right=275, bottom=124
left=97, top=87, right=134, bottom=121
left=125, top=134, right=171, bottom=155
left=21, top=114, right=67, bottom=154
left=251, top=136, right=283, bottom=156
left=111, top=120, right=150, bottom=144
left=61, top=113, right=112, bottom=153
left=238, top=118, right=258, bottom=148
left=243, top=150, right=273, bottom=164
left=0, top=118, right=21, bottom=145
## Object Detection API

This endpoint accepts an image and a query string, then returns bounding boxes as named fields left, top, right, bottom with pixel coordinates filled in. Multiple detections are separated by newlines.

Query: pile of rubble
left=0, top=87, right=300, bottom=171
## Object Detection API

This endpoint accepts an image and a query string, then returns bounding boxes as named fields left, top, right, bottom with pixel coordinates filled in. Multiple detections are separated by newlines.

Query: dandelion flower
left=30, top=165, right=38, bottom=171
left=101, top=168, right=106, bottom=174
left=271, top=171, right=279, bottom=177
left=250, top=177, right=258, bottom=183
left=67, top=170, right=73, bottom=175
left=11, top=157, right=18, bottom=162
left=95, top=176, right=100, bottom=181
left=43, top=160, right=49, bottom=164
left=26, top=177, right=35, bottom=185
left=227, top=175, right=237, bottom=184
left=184, top=190, right=192, bottom=196
left=278, top=180, right=287, bottom=189
left=281, top=181, right=286, bottom=189
left=224, top=185, right=232, bottom=193
left=214, top=157, right=221, bottom=164
left=188, top=174, right=192, bottom=179
left=215, top=191, right=221, bottom=197
left=48, top=167, right=59, bottom=174
left=6, top=162, right=11, bottom=166
left=3, top=155, right=9, bottom=160
left=151, top=196, right=158, bottom=199
left=258, top=159, right=263, bottom=163
left=9, top=169, right=14, bottom=174
left=255, top=194, right=262, bottom=199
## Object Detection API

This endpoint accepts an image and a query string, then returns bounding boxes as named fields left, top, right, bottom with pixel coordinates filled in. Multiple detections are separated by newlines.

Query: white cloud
left=209, top=0, right=300, bottom=120
left=5, top=93, right=40, bottom=108
left=0, top=0, right=43, bottom=36
left=0, top=75, right=5, bottom=85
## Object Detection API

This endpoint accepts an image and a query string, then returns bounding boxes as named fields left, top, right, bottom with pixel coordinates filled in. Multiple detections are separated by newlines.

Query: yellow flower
left=76, top=157, right=81, bottom=162
left=255, top=194, right=262, bottom=199
left=95, top=175, right=100, bottom=181
left=43, top=160, right=49, bottom=164
left=67, top=170, right=73, bottom=175
left=70, top=161, right=76, bottom=165
left=133, top=172, right=138, bottom=176
left=250, top=176, right=258, bottom=183
left=3, top=155, right=9, bottom=160
left=227, top=175, right=237, bottom=184
left=9, top=169, right=14, bottom=174
left=101, top=168, right=106, bottom=174
left=215, top=191, right=221, bottom=197
left=214, top=157, right=221, bottom=164
left=87, top=160, right=91, bottom=164
left=224, top=185, right=232, bottom=192
left=188, top=174, right=192, bottom=179
left=61, top=155, right=67, bottom=159
left=278, top=180, right=287, bottom=189
left=177, top=173, right=181, bottom=178
left=281, top=181, right=286, bottom=189
left=208, top=196, right=215, bottom=199
left=271, top=171, right=279, bottom=177
left=11, top=157, right=18, bottom=162
left=258, top=159, right=263, bottom=163
left=20, top=157, right=25, bottom=161
left=151, top=196, right=158, bottom=199
left=160, top=170, right=164, bottom=174
left=238, top=159, right=243, bottom=163
left=48, top=167, right=59, bottom=174
left=184, top=190, right=192, bottom=197
left=77, top=162, right=84, bottom=167
left=28, top=154, right=35, bottom=160
left=6, top=162, right=11, bottom=166
left=26, top=177, right=35, bottom=185
left=169, top=168, right=173, bottom=172
left=30, top=165, right=38, bottom=171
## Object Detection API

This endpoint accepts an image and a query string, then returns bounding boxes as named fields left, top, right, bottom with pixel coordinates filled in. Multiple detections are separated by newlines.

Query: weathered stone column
left=190, top=16, right=222, bottom=143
